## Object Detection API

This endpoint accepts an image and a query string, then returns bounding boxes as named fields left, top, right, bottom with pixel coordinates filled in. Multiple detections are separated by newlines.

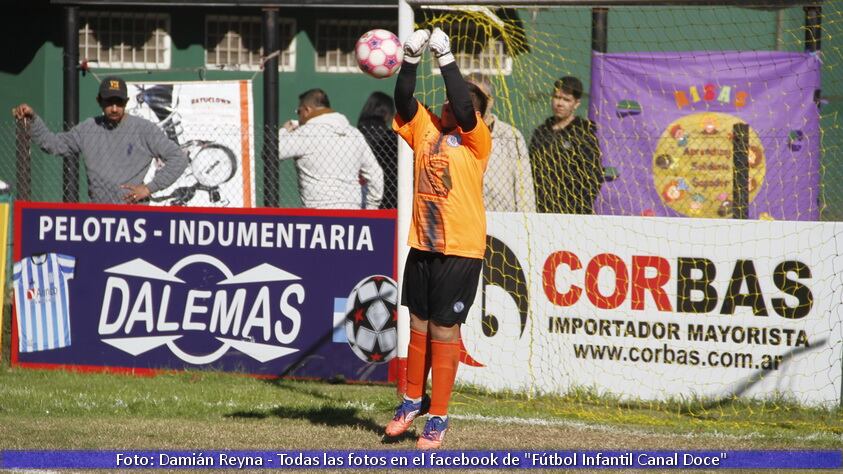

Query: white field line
left=452, top=412, right=843, bottom=443
left=342, top=400, right=843, bottom=444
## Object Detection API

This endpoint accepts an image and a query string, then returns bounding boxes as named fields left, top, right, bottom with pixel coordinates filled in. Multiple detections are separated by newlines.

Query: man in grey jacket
left=12, top=76, right=188, bottom=204
left=279, top=88, right=384, bottom=209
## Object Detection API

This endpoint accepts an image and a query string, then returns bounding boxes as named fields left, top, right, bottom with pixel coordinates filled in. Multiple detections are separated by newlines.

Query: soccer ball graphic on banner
left=345, top=275, right=398, bottom=363
left=355, top=29, right=403, bottom=79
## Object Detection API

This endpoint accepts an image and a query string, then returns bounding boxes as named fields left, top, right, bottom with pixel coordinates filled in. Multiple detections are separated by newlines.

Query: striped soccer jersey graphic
left=13, top=253, right=76, bottom=353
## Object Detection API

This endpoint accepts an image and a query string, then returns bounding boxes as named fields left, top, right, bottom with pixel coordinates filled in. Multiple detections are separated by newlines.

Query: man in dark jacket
left=529, top=76, right=602, bottom=214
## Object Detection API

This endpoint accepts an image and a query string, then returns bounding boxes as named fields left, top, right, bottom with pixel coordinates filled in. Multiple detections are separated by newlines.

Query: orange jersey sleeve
left=459, top=112, right=492, bottom=161
left=393, top=99, right=434, bottom=149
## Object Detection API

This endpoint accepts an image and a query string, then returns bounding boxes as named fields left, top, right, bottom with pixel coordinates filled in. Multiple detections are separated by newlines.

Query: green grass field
left=1, top=365, right=840, bottom=452
left=1, top=309, right=841, bottom=473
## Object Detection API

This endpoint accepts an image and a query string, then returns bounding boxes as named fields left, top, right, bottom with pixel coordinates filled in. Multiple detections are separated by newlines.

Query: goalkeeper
left=385, top=27, right=491, bottom=450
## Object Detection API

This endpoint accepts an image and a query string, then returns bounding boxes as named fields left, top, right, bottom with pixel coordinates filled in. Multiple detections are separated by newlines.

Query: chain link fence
left=1, top=93, right=836, bottom=221
left=2, top=119, right=828, bottom=218
left=2, top=114, right=535, bottom=214
left=0, top=118, right=404, bottom=210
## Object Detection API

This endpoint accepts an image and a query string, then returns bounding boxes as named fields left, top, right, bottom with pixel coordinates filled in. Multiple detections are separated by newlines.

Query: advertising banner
left=127, top=80, right=256, bottom=207
left=459, top=213, right=843, bottom=405
left=590, top=51, right=821, bottom=220
left=12, top=203, right=397, bottom=381
left=0, top=202, right=9, bottom=352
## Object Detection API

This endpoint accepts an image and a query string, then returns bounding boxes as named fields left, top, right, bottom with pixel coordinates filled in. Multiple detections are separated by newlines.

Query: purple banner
left=2, top=450, right=840, bottom=469
left=12, top=203, right=397, bottom=381
left=590, top=51, right=821, bottom=220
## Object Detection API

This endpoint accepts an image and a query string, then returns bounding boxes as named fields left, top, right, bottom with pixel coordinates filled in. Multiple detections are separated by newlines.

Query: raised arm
left=13, top=104, right=82, bottom=158
left=278, top=125, right=314, bottom=160
left=394, top=64, right=419, bottom=124
left=429, top=28, right=477, bottom=132
left=394, top=29, right=430, bottom=123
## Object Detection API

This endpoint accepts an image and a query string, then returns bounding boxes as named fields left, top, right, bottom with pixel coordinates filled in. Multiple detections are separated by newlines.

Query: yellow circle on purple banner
left=653, top=112, right=765, bottom=218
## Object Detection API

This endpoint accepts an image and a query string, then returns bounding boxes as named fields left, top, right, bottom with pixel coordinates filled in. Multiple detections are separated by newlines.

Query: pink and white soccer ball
left=355, top=29, right=403, bottom=79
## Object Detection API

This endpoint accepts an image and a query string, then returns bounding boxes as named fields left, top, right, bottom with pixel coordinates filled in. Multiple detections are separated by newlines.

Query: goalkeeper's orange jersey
left=394, top=100, right=492, bottom=259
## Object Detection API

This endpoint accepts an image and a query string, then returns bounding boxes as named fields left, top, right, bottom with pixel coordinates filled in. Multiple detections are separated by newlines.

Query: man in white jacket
left=279, top=88, right=384, bottom=209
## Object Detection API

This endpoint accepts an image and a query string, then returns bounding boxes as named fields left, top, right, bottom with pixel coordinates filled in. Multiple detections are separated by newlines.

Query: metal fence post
left=15, top=119, right=31, bottom=202
left=262, top=7, right=280, bottom=208
left=63, top=6, right=80, bottom=203
left=732, top=123, right=749, bottom=219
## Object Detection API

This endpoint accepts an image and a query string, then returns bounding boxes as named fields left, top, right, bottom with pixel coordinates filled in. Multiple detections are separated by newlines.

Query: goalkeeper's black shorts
left=401, top=248, right=482, bottom=325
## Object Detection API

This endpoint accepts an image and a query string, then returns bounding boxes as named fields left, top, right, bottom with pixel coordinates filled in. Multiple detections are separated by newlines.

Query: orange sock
left=405, top=328, right=430, bottom=399
left=429, top=338, right=460, bottom=416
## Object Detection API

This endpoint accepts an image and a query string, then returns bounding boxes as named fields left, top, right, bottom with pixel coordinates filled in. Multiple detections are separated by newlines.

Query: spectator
left=11, top=76, right=188, bottom=204
left=279, top=88, right=384, bottom=209
left=357, top=92, right=398, bottom=209
left=529, top=76, right=602, bottom=214
left=465, top=73, right=536, bottom=212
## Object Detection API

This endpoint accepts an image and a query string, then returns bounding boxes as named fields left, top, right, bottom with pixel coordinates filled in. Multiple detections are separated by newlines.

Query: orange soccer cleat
left=416, top=415, right=449, bottom=449
left=385, top=395, right=430, bottom=437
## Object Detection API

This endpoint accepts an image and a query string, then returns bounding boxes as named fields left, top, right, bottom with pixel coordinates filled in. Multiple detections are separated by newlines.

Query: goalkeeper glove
left=402, top=29, right=430, bottom=65
left=428, top=27, right=454, bottom=67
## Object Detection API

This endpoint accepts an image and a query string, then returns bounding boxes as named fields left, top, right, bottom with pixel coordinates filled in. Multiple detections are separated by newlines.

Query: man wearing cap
left=11, top=76, right=188, bottom=204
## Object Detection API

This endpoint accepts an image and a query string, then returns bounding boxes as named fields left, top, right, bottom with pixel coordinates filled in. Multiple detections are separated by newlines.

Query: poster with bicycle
left=127, top=80, right=256, bottom=208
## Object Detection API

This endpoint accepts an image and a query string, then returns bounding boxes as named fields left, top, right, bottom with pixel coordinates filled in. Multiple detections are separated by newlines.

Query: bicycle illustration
left=131, top=85, right=238, bottom=206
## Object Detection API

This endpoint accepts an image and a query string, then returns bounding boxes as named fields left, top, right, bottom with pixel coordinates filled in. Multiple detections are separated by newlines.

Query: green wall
left=72, top=7, right=400, bottom=207
left=0, top=5, right=61, bottom=202
left=3, top=5, right=400, bottom=207
left=3, top=3, right=841, bottom=218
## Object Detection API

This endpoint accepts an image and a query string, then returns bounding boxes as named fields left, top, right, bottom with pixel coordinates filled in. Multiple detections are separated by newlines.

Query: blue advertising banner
left=11, top=203, right=397, bottom=381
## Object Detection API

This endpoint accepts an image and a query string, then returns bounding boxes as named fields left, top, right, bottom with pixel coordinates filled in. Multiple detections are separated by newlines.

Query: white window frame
left=79, top=12, right=171, bottom=69
left=432, top=37, right=512, bottom=76
left=452, top=38, right=513, bottom=76
left=205, top=15, right=296, bottom=72
left=315, top=19, right=398, bottom=74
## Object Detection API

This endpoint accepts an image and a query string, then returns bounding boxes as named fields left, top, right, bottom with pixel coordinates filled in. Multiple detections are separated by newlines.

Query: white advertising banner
left=460, top=213, right=843, bottom=406
left=127, top=80, right=256, bottom=207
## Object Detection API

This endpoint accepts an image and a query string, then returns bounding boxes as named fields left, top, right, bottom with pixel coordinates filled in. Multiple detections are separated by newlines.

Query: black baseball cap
left=98, top=76, right=128, bottom=101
